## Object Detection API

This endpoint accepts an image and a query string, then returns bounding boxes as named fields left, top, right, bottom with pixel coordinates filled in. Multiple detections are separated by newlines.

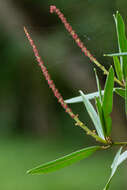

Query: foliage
left=24, top=6, right=127, bottom=190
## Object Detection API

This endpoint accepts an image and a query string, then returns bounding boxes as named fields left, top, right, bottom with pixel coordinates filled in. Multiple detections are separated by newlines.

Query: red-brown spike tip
left=24, top=26, right=27, bottom=33
left=49, top=5, right=96, bottom=63
left=50, top=5, right=56, bottom=13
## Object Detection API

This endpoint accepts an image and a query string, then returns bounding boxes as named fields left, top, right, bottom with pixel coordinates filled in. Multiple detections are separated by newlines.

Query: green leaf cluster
left=105, top=12, right=127, bottom=115
left=79, top=67, right=114, bottom=139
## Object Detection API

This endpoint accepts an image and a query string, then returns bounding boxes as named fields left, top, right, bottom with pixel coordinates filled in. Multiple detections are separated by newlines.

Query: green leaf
left=125, top=78, right=127, bottom=115
left=115, top=88, right=125, bottom=98
left=80, top=90, right=105, bottom=139
left=65, top=89, right=116, bottom=104
left=65, top=91, right=104, bottom=104
left=103, top=147, right=122, bottom=190
left=102, top=67, right=114, bottom=136
left=96, top=97, right=106, bottom=136
left=117, top=149, right=127, bottom=166
left=104, top=147, right=127, bottom=190
left=27, top=146, right=101, bottom=174
left=94, top=69, right=103, bottom=102
left=113, top=56, right=123, bottom=81
left=114, top=11, right=127, bottom=79
left=104, top=52, right=127, bottom=57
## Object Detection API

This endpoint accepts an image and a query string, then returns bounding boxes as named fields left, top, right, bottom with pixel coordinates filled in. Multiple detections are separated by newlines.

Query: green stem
left=91, top=57, right=124, bottom=87
left=74, top=116, right=107, bottom=144
left=113, top=141, right=127, bottom=146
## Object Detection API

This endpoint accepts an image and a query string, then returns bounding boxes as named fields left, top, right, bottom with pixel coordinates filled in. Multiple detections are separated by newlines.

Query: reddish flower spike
left=24, top=27, right=76, bottom=119
left=50, top=5, right=97, bottom=63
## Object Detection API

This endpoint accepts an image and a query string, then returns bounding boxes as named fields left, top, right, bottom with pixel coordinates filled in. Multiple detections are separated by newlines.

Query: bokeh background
left=0, top=0, right=127, bottom=189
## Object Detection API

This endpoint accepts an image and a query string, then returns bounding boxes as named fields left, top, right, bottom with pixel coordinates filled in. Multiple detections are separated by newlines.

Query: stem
left=74, top=116, right=107, bottom=144
left=93, top=59, right=124, bottom=87
left=113, top=141, right=127, bottom=146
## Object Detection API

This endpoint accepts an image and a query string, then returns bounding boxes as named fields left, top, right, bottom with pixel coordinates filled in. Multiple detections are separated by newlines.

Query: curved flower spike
left=50, top=5, right=123, bottom=87
left=24, top=27, right=76, bottom=119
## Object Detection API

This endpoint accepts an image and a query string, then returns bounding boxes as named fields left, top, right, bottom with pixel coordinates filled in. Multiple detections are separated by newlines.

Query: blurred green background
left=0, top=0, right=127, bottom=189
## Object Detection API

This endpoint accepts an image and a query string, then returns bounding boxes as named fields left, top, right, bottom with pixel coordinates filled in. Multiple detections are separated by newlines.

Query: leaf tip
left=26, top=170, right=31, bottom=174
left=26, top=169, right=33, bottom=175
left=109, top=65, right=114, bottom=73
left=79, top=90, right=83, bottom=95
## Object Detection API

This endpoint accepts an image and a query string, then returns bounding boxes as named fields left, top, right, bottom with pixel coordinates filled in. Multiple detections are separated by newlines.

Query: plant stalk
left=113, top=141, right=127, bottom=146
left=74, top=116, right=107, bottom=144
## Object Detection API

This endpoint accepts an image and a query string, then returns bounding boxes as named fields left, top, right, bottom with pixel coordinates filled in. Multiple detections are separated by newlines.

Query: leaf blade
left=65, top=91, right=105, bottom=104
left=102, top=67, right=114, bottom=136
left=125, top=78, right=127, bottom=115
left=94, top=69, right=103, bottom=102
left=115, top=88, right=125, bottom=98
left=65, top=89, right=116, bottom=104
left=80, top=90, right=105, bottom=139
left=103, top=147, right=122, bottom=190
left=27, top=146, right=101, bottom=174
left=96, top=97, right=106, bottom=136
left=114, top=11, right=127, bottom=79
left=104, top=52, right=127, bottom=57
left=117, top=149, right=127, bottom=166
left=113, top=56, right=123, bottom=81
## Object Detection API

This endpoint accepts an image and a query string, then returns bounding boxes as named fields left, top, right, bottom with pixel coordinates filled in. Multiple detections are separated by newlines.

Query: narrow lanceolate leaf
left=65, top=89, right=116, bottom=104
left=94, top=69, right=103, bottom=102
left=96, top=97, right=106, bottom=136
left=65, top=91, right=104, bottom=104
left=102, top=67, right=114, bottom=136
left=114, top=11, right=127, bottom=79
left=103, top=147, right=122, bottom=190
left=104, top=52, right=127, bottom=57
left=115, top=88, right=125, bottom=98
left=27, top=146, right=101, bottom=174
left=113, top=56, right=123, bottom=81
left=104, top=147, right=127, bottom=190
left=125, top=78, right=127, bottom=115
left=117, top=149, right=127, bottom=166
left=80, top=90, right=105, bottom=139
